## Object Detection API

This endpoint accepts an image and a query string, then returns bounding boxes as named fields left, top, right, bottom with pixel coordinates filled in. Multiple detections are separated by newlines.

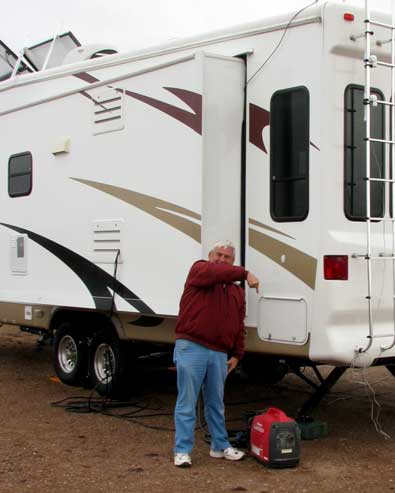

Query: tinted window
left=270, top=86, right=309, bottom=221
left=9, top=152, right=32, bottom=197
left=344, top=85, right=385, bottom=220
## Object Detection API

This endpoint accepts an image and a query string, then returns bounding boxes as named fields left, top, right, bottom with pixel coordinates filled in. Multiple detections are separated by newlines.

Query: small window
left=270, top=86, right=309, bottom=222
left=8, top=152, right=32, bottom=197
left=344, top=85, right=385, bottom=220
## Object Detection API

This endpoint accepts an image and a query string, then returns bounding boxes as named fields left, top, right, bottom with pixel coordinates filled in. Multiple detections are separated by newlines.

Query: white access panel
left=258, top=296, right=308, bottom=344
left=92, top=219, right=124, bottom=264
left=10, top=234, right=28, bottom=275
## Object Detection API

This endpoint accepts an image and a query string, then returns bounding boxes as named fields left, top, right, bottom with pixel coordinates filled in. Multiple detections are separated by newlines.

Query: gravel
left=1, top=324, right=395, bottom=492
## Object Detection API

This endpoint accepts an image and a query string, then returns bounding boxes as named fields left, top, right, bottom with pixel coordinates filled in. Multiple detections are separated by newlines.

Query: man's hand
left=247, top=272, right=260, bottom=293
left=227, top=356, right=239, bottom=374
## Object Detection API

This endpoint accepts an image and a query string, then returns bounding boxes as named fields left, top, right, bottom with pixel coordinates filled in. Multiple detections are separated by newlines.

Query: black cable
left=86, top=248, right=121, bottom=405
left=109, top=249, right=120, bottom=320
left=65, top=248, right=122, bottom=414
left=99, top=249, right=121, bottom=399
left=52, top=368, right=395, bottom=437
left=247, top=0, right=319, bottom=86
left=51, top=393, right=177, bottom=431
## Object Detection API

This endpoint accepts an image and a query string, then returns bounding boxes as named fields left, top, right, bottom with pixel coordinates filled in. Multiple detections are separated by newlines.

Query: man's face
left=208, top=246, right=235, bottom=265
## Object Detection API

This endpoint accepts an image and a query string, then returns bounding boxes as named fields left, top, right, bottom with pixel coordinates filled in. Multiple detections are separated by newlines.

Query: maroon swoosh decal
left=73, top=72, right=202, bottom=134
left=124, top=88, right=202, bottom=134
left=74, top=72, right=98, bottom=83
left=249, top=102, right=319, bottom=153
left=249, top=103, right=270, bottom=154
left=74, top=72, right=107, bottom=109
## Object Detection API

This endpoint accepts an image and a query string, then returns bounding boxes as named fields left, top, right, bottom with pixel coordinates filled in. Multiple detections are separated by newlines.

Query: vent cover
left=10, top=234, right=28, bottom=275
left=92, top=219, right=123, bottom=264
left=90, top=87, right=125, bottom=135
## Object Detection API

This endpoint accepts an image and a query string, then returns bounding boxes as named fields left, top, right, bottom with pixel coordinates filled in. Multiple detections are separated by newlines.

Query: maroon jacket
left=175, top=260, right=248, bottom=359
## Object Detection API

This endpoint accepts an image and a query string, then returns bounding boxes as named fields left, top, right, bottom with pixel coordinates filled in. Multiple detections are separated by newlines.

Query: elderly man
left=173, top=240, right=259, bottom=467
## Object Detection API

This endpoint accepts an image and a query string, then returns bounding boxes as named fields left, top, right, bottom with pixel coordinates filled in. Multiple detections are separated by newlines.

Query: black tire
left=53, top=321, right=88, bottom=387
left=88, top=331, right=133, bottom=398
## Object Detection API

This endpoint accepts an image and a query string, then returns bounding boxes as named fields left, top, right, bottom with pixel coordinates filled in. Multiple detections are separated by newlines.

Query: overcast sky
left=3, top=0, right=393, bottom=54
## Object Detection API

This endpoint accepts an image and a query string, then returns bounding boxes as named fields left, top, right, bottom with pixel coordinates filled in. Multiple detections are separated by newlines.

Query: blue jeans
left=173, top=339, right=230, bottom=454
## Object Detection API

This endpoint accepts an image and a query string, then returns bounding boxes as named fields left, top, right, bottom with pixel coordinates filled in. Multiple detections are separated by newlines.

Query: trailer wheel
left=53, top=321, right=88, bottom=387
left=89, top=332, right=132, bottom=398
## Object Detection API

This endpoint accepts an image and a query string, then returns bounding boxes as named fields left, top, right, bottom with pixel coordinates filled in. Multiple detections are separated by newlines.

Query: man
left=173, top=240, right=259, bottom=467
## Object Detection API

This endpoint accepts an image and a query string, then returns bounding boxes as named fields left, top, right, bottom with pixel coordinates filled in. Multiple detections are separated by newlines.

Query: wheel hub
left=58, top=335, right=78, bottom=374
left=94, top=343, right=115, bottom=384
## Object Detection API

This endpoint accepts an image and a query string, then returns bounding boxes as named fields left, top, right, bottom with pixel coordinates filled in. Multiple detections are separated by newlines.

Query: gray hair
left=209, top=240, right=236, bottom=257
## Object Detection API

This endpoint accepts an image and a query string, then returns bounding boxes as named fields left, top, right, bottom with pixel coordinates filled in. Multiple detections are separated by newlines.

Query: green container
left=297, top=419, right=328, bottom=440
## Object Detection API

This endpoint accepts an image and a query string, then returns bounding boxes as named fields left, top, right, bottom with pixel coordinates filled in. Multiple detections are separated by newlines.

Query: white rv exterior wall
left=2, top=2, right=395, bottom=366
left=0, top=52, right=245, bottom=317
left=310, top=3, right=395, bottom=365
left=246, top=19, right=322, bottom=345
left=0, top=55, right=205, bottom=315
left=201, top=53, right=244, bottom=261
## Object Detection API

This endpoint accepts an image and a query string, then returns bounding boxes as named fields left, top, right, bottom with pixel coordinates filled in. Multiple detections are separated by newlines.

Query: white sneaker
left=174, top=453, right=192, bottom=467
left=210, top=447, right=245, bottom=461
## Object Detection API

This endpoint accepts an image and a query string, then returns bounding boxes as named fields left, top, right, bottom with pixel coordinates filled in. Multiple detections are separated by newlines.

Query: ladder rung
left=367, top=333, right=395, bottom=339
left=376, top=100, right=395, bottom=107
left=368, top=137, right=395, bottom=144
left=376, top=38, right=393, bottom=47
left=352, top=253, right=395, bottom=259
left=367, top=256, right=395, bottom=260
left=369, top=19, right=395, bottom=30
left=368, top=177, right=395, bottom=183
left=377, top=60, right=395, bottom=68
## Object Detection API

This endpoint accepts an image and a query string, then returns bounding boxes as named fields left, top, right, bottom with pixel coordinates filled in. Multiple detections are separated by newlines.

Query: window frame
left=343, top=83, right=385, bottom=222
left=270, top=85, right=310, bottom=223
left=8, top=151, right=33, bottom=198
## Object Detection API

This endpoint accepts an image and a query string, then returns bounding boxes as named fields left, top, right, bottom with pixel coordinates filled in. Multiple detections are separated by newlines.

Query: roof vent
left=62, top=44, right=118, bottom=65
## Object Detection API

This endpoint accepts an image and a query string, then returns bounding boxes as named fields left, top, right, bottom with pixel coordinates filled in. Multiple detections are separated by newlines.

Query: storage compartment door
left=258, top=296, right=308, bottom=344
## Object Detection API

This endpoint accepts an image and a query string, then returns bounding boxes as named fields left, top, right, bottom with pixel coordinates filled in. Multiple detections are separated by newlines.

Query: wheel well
left=49, top=310, right=117, bottom=339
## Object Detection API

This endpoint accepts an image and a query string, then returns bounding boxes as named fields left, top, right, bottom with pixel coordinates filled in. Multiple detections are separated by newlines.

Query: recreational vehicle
left=1, top=1, right=395, bottom=404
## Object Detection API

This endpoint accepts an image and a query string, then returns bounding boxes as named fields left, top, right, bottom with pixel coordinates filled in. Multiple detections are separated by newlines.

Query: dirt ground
left=1, top=325, right=395, bottom=493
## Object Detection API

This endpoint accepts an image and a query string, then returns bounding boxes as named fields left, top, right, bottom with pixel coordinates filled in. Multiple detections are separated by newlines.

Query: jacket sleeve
left=231, top=292, right=246, bottom=360
left=187, top=260, right=248, bottom=287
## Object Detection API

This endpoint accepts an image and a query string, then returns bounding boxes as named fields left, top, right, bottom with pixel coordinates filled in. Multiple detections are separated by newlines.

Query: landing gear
left=287, top=363, right=347, bottom=418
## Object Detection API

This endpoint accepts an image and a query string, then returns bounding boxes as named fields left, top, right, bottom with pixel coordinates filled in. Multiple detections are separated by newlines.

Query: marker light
left=324, top=255, right=348, bottom=280
left=344, top=13, right=355, bottom=22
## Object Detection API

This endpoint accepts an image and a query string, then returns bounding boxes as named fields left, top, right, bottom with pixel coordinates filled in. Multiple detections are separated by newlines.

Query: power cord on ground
left=349, top=358, right=390, bottom=439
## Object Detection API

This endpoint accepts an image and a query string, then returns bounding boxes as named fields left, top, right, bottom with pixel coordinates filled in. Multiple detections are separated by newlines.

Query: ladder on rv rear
left=358, top=0, right=395, bottom=353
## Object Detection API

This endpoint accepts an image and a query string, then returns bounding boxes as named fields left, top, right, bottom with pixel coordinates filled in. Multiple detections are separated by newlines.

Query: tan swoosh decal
left=71, top=178, right=201, bottom=243
left=249, top=227, right=317, bottom=289
left=249, top=218, right=295, bottom=240
left=72, top=178, right=315, bottom=286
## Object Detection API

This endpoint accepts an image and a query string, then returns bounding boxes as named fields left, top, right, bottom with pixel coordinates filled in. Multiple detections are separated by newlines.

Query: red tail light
left=343, top=13, right=354, bottom=22
left=324, top=255, right=348, bottom=280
